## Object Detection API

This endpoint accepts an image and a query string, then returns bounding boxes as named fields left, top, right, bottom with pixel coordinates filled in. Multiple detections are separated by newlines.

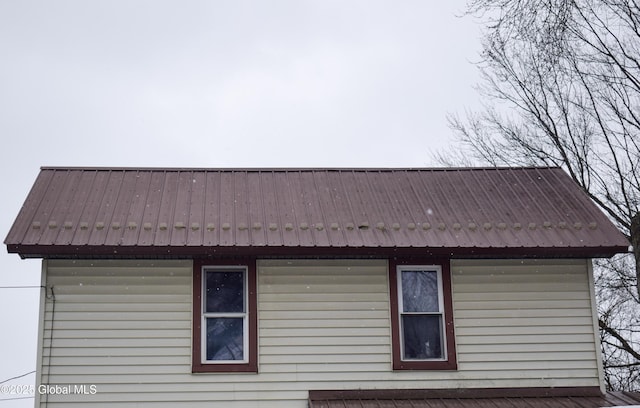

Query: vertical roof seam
left=273, top=170, right=285, bottom=246
left=69, top=170, right=99, bottom=246
left=442, top=169, right=481, bottom=247
left=284, top=170, right=300, bottom=247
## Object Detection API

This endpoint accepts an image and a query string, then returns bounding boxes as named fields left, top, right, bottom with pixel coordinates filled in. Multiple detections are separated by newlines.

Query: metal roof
left=4, top=167, right=629, bottom=258
left=308, top=389, right=640, bottom=408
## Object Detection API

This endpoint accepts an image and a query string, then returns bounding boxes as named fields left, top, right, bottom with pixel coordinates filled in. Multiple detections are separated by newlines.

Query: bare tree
left=443, top=0, right=640, bottom=390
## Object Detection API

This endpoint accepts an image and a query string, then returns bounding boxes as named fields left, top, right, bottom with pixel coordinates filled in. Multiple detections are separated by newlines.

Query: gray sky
left=0, top=1, right=482, bottom=405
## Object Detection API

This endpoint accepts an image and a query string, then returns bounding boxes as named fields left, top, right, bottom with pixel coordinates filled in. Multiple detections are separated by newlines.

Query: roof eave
left=6, top=244, right=630, bottom=260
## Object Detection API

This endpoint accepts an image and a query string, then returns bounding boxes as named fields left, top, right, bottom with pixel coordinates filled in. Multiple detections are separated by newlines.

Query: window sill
left=192, top=362, right=258, bottom=373
left=393, top=359, right=458, bottom=371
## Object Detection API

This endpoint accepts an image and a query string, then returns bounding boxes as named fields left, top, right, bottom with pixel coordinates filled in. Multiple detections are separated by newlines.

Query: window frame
left=389, top=259, right=457, bottom=370
left=192, top=259, right=258, bottom=373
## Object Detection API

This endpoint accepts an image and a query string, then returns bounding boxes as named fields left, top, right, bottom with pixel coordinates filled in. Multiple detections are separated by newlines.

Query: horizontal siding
left=452, top=259, right=599, bottom=381
left=258, top=260, right=392, bottom=375
left=40, top=258, right=600, bottom=407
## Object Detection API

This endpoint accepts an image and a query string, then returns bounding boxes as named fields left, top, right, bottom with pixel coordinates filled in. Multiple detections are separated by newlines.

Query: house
left=5, top=166, right=639, bottom=407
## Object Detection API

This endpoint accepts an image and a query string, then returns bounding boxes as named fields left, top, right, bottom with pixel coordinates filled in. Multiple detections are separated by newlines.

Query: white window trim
left=396, top=264, right=447, bottom=362
left=201, top=265, right=249, bottom=364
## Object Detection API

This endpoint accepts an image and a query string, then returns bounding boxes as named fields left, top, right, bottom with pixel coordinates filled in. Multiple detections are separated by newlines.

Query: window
left=192, top=260, right=257, bottom=373
left=389, top=259, right=457, bottom=370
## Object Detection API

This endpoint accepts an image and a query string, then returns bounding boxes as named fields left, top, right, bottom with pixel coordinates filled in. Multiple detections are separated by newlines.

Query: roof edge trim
left=6, top=244, right=629, bottom=260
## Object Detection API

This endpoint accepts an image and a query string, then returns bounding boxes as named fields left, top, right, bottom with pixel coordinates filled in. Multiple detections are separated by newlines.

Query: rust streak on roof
left=5, top=167, right=629, bottom=259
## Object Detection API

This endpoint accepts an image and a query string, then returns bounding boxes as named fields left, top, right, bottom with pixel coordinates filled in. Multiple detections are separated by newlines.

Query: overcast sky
left=0, top=1, right=482, bottom=405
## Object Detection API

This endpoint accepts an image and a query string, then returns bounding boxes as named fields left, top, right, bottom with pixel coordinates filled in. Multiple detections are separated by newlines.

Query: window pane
left=401, top=315, right=443, bottom=359
left=205, top=270, right=244, bottom=313
left=206, top=318, right=244, bottom=361
left=401, top=270, right=439, bottom=312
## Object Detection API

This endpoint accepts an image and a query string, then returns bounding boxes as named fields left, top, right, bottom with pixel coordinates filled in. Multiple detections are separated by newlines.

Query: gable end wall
left=37, top=258, right=601, bottom=407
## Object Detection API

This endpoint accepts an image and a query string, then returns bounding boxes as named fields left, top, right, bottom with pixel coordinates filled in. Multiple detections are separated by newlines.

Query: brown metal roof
left=308, top=388, right=640, bottom=408
left=4, top=167, right=629, bottom=258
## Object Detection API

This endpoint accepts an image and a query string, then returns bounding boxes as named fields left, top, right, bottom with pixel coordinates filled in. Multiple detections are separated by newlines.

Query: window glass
left=206, top=318, right=244, bottom=361
left=401, top=270, right=439, bottom=312
left=401, top=315, right=443, bottom=359
left=399, top=267, right=445, bottom=361
left=205, top=270, right=245, bottom=313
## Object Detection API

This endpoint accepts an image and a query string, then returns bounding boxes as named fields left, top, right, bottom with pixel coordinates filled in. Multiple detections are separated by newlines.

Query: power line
left=0, top=396, right=34, bottom=402
left=0, top=370, right=36, bottom=385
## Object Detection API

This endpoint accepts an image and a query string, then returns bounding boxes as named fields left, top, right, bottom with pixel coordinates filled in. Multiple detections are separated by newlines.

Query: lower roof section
left=308, top=388, right=640, bottom=408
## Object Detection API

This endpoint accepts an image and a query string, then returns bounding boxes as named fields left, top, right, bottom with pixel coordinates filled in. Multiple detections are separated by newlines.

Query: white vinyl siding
left=451, top=259, right=600, bottom=384
left=38, top=258, right=601, bottom=407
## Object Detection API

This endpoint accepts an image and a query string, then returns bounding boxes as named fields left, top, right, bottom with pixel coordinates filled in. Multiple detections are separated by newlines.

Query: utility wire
left=0, top=396, right=35, bottom=402
left=0, top=371, right=35, bottom=385
left=0, top=287, right=42, bottom=398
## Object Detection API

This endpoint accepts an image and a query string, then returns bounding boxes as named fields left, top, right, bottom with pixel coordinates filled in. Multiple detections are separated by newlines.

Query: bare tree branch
left=443, top=0, right=640, bottom=390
